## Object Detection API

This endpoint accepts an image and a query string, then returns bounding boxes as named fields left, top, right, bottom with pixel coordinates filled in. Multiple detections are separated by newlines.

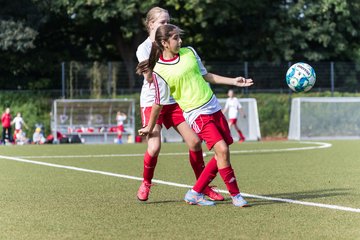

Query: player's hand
left=233, top=77, right=253, bottom=87
left=138, top=126, right=151, bottom=136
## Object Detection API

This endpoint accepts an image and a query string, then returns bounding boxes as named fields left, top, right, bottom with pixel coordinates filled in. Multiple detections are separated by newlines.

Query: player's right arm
left=237, top=101, right=246, bottom=118
left=222, top=99, right=229, bottom=114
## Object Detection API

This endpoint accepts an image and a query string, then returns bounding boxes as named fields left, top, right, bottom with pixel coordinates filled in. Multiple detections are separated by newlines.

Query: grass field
left=0, top=140, right=360, bottom=240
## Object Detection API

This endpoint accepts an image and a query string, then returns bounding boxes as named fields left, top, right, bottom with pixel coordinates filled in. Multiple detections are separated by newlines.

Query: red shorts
left=141, top=107, right=163, bottom=127
left=192, top=110, right=233, bottom=150
left=13, top=129, right=21, bottom=140
left=141, top=103, right=185, bottom=129
left=117, top=125, right=124, bottom=132
left=228, top=118, right=237, bottom=124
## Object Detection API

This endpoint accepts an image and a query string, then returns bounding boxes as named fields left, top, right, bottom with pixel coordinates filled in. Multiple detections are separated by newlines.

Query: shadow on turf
left=138, top=199, right=243, bottom=206
left=138, top=199, right=184, bottom=204
left=248, top=188, right=352, bottom=206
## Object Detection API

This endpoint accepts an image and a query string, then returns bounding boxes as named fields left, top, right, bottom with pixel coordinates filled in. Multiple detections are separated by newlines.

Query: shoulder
left=137, top=38, right=152, bottom=50
left=182, top=46, right=197, bottom=55
left=183, top=46, right=203, bottom=61
left=136, top=38, right=152, bottom=62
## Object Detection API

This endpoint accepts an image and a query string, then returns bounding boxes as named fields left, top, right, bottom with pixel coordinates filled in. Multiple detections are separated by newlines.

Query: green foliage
left=0, top=92, right=52, bottom=135
left=253, top=93, right=291, bottom=137
left=279, top=0, right=360, bottom=61
left=2, top=0, right=360, bottom=90
left=0, top=20, right=38, bottom=52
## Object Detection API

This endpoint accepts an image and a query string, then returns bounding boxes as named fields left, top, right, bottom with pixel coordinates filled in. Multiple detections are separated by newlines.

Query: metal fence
left=59, top=61, right=360, bottom=98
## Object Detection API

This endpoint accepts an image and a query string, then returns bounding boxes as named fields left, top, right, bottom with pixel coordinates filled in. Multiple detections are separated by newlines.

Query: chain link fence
left=58, top=61, right=360, bottom=98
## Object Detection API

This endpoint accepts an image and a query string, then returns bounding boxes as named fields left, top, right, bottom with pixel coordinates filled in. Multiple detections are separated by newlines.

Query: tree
left=2, top=0, right=360, bottom=92
left=0, top=0, right=41, bottom=88
left=267, top=0, right=360, bottom=61
left=45, top=0, right=162, bottom=90
left=0, top=20, right=38, bottom=52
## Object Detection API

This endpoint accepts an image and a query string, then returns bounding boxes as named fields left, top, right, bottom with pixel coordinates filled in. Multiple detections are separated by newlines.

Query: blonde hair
left=145, top=7, right=169, bottom=33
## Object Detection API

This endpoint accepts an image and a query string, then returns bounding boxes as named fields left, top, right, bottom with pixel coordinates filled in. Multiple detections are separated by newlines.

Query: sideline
left=16, top=141, right=332, bottom=159
left=1, top=152, right=360, bottom=214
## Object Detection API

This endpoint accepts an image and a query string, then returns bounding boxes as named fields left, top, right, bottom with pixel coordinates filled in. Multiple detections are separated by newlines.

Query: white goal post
left=161, top=98, right=261, bottom=142
left=52, top=99, right=136, bottom=144
left=288, top=97, right=360, bottom=140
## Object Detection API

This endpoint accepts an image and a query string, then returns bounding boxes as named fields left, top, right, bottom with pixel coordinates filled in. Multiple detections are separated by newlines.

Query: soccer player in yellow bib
left=136, top=7, right=224, bottom=202
left=137, top=24, right=253, bottom=207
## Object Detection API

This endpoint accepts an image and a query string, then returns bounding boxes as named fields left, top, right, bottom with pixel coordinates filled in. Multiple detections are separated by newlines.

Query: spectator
left=1, top=108, right=13, bottom=144
left=116, top=111, right=127, bottom=144
left=33, top=127, right=46, bottom=144
left=12, top=112, right=29, bottom=141
left=46, top=131, right=64, bottom=144
left=14, top=129, right=29, bottom=145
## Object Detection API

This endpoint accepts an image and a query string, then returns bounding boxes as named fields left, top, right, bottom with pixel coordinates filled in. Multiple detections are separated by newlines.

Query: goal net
left=288, top=97, right=360, bottom=140
left=161, top=98, right=261, bottom=142
left=52, top=99, right=136, bottom=144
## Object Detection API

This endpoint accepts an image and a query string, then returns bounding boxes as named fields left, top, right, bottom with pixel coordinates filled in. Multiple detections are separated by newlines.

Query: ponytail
left=135, top=41, right=161, bottom=75
left=135, top=60, right=149, bottom=75
left=148, top=41, right=161, bottom=71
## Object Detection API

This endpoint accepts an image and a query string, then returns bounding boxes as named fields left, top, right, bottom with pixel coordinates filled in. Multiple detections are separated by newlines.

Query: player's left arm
left=239, top=107, right=246, bottom=118
left=222, top=99, right=229, bottom=114
left=23, top=120, right=29, bottom=129
left=203, top=73, right=253, bottom=87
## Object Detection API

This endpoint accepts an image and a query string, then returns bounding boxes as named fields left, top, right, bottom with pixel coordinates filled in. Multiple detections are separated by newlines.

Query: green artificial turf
left=0, top=141, right=359, bottom=239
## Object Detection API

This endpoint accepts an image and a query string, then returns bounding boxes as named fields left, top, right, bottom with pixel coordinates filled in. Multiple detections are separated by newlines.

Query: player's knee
left=191, top=138, right=202, bottom=150
left=184, top=135, right=201, bottom=151
left=215, top=141, right=229, bottom=157
left=147, top=144, right=161, bottom=156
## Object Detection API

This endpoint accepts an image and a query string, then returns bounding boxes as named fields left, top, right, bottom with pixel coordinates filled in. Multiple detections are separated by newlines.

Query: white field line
left=1, top=152, right=360, bottom=213
left=17, top=141, right=332, bottom=159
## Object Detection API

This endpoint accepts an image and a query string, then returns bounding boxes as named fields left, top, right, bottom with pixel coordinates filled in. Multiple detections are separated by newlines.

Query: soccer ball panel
left=285, top=62, right=316, bottom=92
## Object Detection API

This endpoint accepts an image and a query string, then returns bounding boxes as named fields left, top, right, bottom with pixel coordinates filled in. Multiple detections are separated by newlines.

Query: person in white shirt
left=11, top=112, right=29, bottom=142
left=115, top=111, right=127, bottom=144
left=222, top=89, right=246, bottom=142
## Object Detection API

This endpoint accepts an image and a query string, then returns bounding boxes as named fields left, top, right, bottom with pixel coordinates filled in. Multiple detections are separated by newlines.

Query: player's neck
left=161, top=51, right=178, bottom=61
left=149, top=32, right=155, bottom=41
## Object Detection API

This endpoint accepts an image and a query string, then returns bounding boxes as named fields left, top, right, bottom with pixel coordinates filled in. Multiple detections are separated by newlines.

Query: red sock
left=189, top=150, right=205, bottom=179
left=143, top=151, right=158, bottom=184
left=193, top=157, right=218, bottom=193
left=219, top=166, right=240, bottom=196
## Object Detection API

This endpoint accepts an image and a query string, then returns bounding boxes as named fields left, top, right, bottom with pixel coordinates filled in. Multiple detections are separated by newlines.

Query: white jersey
left=152, top=47, right=221, bottom=125
left=224, top=97, right=242, bottom=119
left=13, top=116, right=25, bottom=130
left=136, top=37, right=175, bottom=107
left=116, top=115, right=127, bottom=126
